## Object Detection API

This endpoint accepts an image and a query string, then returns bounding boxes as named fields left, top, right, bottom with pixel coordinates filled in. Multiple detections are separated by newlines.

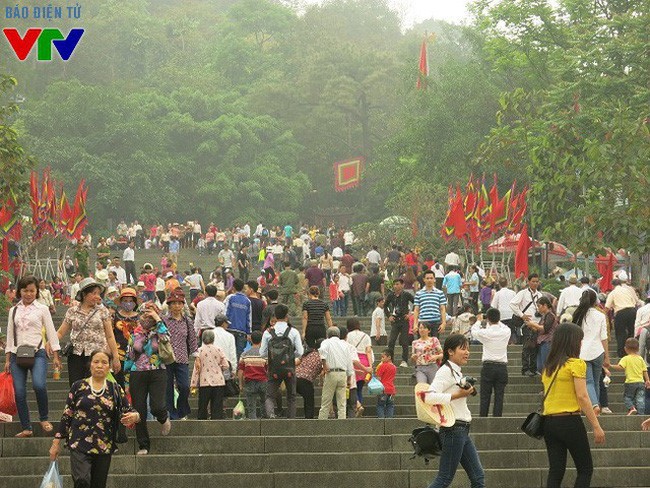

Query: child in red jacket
left=376, top=349, right=397, bottom=418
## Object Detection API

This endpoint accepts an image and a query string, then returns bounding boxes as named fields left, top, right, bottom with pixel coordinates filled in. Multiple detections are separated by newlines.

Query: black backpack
left=268, top=326, right=296, bottom=380
left=408, top=426, right=442, bottom=465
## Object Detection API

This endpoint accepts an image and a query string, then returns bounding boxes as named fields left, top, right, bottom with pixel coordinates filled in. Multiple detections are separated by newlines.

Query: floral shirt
left=295, top=349, right=323, bottom=382
left=411, top=337, right=443, bottom=366
left=64, top=305, right=110, bottom=356
left=190, top=344, right=229, bottom=387
left=56, top=379, right=134, bottom=455
left=162, top=314, right=198, bottom=364
left=113, top=311, right=139, bottom=362
left=125, top=321, right=169, bottom=372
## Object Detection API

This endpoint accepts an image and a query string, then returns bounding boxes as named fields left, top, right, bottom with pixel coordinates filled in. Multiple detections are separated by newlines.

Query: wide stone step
left=4, top=467, right=650, bottom=488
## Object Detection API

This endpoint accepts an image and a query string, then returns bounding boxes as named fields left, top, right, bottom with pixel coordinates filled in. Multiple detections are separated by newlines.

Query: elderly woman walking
left=125, top=303, right=172, bottom=454
left=57, top=278, right=121, bottom=386
left=50, top=350, right=140, bottom=488
left=5, top=275, right=61, bottom=438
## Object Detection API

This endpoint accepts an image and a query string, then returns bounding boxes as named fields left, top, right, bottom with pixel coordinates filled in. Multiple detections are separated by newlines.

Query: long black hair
left=571, top=289, right=597, bottom=327
left=441, top=334, right=469, bottom=365
left=543, top=323, right=584, bottom=376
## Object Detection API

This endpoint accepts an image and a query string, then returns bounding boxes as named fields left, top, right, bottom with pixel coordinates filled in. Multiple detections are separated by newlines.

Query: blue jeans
left=585, top=353, right=604, bottom=407
left=428, top=424, right=485, bottom=488
left=166, top=362, right=191, bottom=420
left=376, top=394, right=394, bottom=418
left=537, top=341, right=551, bottom=374
left=10, top=349, right=49, bottom=430
left=230, top=330, right=248, bottom=361
left=624, top=382, right=645, bottom=413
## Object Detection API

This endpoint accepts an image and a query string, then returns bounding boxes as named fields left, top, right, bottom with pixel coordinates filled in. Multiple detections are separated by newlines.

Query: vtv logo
left=3, top=28, right=84, bottom=61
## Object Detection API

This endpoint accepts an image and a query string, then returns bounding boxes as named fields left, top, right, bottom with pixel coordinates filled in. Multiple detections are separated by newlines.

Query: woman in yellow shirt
left=541, top=323, right=605, bottom=488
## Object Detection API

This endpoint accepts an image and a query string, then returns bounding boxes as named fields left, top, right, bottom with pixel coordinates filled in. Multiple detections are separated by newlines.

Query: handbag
left=11, top=307, right=42, bottom=369
left=224, top=378, right=240, bottom=398
left=520, top=366, right=560, bottom=439
left=158, top=336, right=176, bottom=365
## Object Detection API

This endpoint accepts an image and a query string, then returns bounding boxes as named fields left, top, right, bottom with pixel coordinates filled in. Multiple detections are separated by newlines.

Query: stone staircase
left=2, top=315, right=649, bottom=487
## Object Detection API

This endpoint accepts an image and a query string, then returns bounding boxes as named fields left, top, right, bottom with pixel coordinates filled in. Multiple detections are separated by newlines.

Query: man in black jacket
left=384, top=279, right=414, bottom=368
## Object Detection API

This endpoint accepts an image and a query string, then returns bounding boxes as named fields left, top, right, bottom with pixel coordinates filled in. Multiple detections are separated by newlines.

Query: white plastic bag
left=233, top=400, right=246, bottom=420
left=40, top=461, right=63, bottom=488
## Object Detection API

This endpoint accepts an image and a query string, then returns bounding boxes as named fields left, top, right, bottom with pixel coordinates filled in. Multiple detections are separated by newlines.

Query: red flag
left=514, top=224, right=531, bottom=276
left=596, top=251, right=615, bottom=293
left=416, top=37, right=428, bottom=90
left=69, top=180, right=88, bottom=240
left=451, top=193, right=468, bottom=239
left=30, top=170, right=40, bottom=227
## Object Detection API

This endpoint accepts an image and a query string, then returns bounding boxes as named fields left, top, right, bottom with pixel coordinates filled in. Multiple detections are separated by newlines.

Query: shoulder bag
left=520, top=366, right=561, bottom=439
left=12, top=307, right=43, bottom=369
left=60, top=307, right=99, bottom=357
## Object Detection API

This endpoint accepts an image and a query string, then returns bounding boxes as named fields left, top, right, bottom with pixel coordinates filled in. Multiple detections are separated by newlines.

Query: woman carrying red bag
left=4, top=275, right=61, bottom=437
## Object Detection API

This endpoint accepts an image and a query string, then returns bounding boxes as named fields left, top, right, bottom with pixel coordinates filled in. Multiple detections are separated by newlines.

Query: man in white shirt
left=471, top=308, right=511, bottom=417
left=218, top=247, right=236, bottom=270
left=194, top=285, right=225, bottom=335
left=332, top=246, right=344, bottom=260
left=318, top=326, right=354, bottom=419
left=491, top=277, right=517, bottom=342
left=192, top=221, right=202, bottom=247
left=419, top=334, right=484, bottom=487
left=122, top=241, right=136, bottom=284
left=366, top=245, right=381, bottom=268
left=108, top=257, right=127, bottom=286
left=343, top=231, right=355, bottom=247
left=213, top=314, right=237, bottom=375
left=509, top=273, right=542, bottom=376
left=556, top=275, right=585, bottom=317
left=259, top=304, right=304, bottom=419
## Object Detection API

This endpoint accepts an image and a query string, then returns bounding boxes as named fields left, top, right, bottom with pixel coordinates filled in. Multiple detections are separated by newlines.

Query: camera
left=534, top=311, right=542, bottom=318
left=459, top=376, right=478, bottom=396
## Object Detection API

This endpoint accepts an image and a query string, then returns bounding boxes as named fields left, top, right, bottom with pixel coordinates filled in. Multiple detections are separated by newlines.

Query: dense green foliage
left=0, top=0, right=648, bottom=255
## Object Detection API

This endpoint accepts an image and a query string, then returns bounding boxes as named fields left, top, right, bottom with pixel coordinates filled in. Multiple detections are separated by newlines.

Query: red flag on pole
left=514, top=224, right=531, bottom=276
left=416, top=36, right=428, bottom=90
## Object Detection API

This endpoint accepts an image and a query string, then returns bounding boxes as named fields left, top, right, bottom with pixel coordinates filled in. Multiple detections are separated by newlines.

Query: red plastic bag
left=0, top=372, right=17, bottom=416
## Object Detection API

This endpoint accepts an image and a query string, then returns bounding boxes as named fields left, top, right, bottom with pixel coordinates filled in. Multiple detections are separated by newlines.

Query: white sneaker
left=161, top=418, right=172, bottom=436
left=399, top=361, right=409, bottom=368
left=136, top=449, right=148, bottom=455
left=600, top=407, right=613, bottom=414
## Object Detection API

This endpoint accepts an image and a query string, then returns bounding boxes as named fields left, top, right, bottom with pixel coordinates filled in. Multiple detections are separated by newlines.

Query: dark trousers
left=124, top=260, right=137, bottom=284
left=479, top=362, right=508, bottom=417
left=166, top=363, right=191, bottom=420
left=197, top=386, right=225, bottom=419
left=428, top=424, right=485, bottom=488
left=447, top=293, right=460, bottom=316
left=305, top=325, right=326, bottom=349
left=388, top=320, right=410, bottom=363
left=265, top=376, right=296, bottom=418
left=238, top=266, right=249, bottom=282
left=156, top=291, right=166, bottom=304
left=68, top=354, right=90, bottom=387
left=351, top=292, right=366, bottom=316
left=521, top=327, right=538, bottom=374
left=614, top=307, right=636, bottom=358
left=543, top=415, right=593, bottom=488
left=296, top=377, right=315, bottom=419
left=70, top=450, right=112, bottom=488
left=129, top=369, right=169, bottom=450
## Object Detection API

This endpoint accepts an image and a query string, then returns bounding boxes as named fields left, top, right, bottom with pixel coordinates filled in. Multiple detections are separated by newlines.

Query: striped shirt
left=414, top=287, right=447, bottom=322
left=302, top=299, right=329, bottom=328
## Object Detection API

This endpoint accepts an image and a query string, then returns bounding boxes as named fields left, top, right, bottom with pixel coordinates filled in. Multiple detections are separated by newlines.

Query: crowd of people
left=2, top=222, right=650, bottom=488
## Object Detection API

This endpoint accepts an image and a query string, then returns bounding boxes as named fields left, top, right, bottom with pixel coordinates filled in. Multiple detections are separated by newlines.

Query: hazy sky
left=301, top=0, right=472, bottom=26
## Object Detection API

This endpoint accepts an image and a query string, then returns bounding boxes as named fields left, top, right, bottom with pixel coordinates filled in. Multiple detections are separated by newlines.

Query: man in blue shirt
left=224, top=279, right=252, bottom=359
left=414, top=270, right=447, bottom=338
left=442, top=266, right=462, bottom=316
